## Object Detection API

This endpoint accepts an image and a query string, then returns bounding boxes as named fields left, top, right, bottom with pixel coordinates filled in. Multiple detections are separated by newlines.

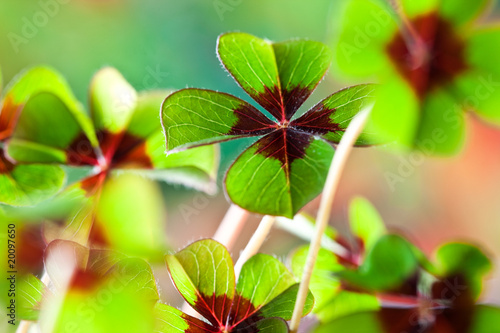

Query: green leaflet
left=349, top=196, right=386, bottom=251
left=433, top=242, right=492, bottom=299
left=0, top=163, right=66, bottom=207
left=89, top=67, right=137, bottom=134
left=161, top=88, right=273, bottom=152
left=225, top=133, right=334, bottom=218
left=18, top=274, right=48, bottom=321
left=95, top=174, right=168, bottom=261
left=338, top=234, right=420, bottom=292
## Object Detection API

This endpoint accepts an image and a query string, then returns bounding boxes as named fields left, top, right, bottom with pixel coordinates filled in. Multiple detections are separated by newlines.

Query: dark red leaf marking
left=291, top=104, right=342, bottom=137
left=88, top=218, right=109, bottom=247
left=188, top=292, right=266, bottom=332
left=17, top=224, right=46, bottom=274
left=228, top=104, right=275, bottom=137
left=79, top=172, right=107, bottom=196
left=67, top=130, right=153, bottom=195
left=251, top=85, right=285, bottom=123
left=109, top=131, right=153, bottom=169
left=69, top=268, right=101, bottom=291
left=379, top=307, right=426, bottom=333
left=0, top=97, right=23, bottom=141
left=227, top=294, right=264, bottom=331
left=252, top=85, right=314, bottom=123
left=67, top=133, right=99, bottom=166
left=0, top=149, right=15, bottom=174
left=192, top=293, right=233, bottom=329
left=386, top=12, right=468, bottom=99
left=182, top=312, right=219, bottom=333
left=67, top=130, right=153, bottom=169
left=253, top=129, right=313, bottom=167
left=282, top=85, right=314, bottom=121
left=431, top=275, right=474, bottom=333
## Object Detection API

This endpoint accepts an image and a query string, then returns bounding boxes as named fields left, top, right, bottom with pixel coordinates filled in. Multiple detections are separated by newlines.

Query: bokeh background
left=1, top=0, right=499, bottom=306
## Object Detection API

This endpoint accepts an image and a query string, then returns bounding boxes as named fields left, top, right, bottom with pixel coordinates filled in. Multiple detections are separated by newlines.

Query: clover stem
left=213, top=204, right=249, bottom=251
left=233, top=215, right=275, bottom=278
left=390, top=0, right=428, bottom=65
left=289, top=105, right=372, bottom=333
left=15, top=321, right=31, bottom=333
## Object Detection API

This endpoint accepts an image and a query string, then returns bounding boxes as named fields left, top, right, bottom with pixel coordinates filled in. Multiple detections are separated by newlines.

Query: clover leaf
left=5, top=67, right=218, bottom=203
left=161, top=32, right=378, bottom=218
left=335, top=0, right=500, bottom=155
left=20, top=239, right=160, bottom=331
left=0, top=67, right=71, bottom=206
left=156, top=239, right=314, bottom=332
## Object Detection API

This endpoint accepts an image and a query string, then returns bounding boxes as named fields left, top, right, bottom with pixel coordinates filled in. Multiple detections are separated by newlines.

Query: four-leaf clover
left=155, top=239, right=314, bottom=332
left=162, top=32, right=378, bottom=218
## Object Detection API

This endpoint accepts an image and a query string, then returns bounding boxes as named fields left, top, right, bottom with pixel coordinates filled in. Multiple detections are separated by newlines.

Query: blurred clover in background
left=334, top=0, right=500, bottom=155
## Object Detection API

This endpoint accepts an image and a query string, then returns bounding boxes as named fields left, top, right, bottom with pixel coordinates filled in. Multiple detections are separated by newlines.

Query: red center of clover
left=386, top=12, right=469, bottom=100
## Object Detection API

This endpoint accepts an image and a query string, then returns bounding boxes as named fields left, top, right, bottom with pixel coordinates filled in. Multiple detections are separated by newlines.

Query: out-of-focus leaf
left=291, top=246, right=343, bottom=313
left=96, top=174, right=167, bottom=261
left=414, top=90, right=466, bottom=155
left=318, top=291, right=380, bottom=323
left=8, top=92, right=95, bottom=164
left=89, top=67, right=137, bottom=134
left=349, top=197, right=386, bottom=251
left=1, top=67, right=95, bottom=144
left=18, top=274, right=49, bottom=321
left=338, top=235, right=420, bottom=292
left=314, top=311, right=384, bottom=333
left=0, top=160, right=66, bottom=207
left=470, top=305, right=500, bottom=333
left=433, top=242, right=492, bottom=299
left=439, top=0, right=491, bottom=26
